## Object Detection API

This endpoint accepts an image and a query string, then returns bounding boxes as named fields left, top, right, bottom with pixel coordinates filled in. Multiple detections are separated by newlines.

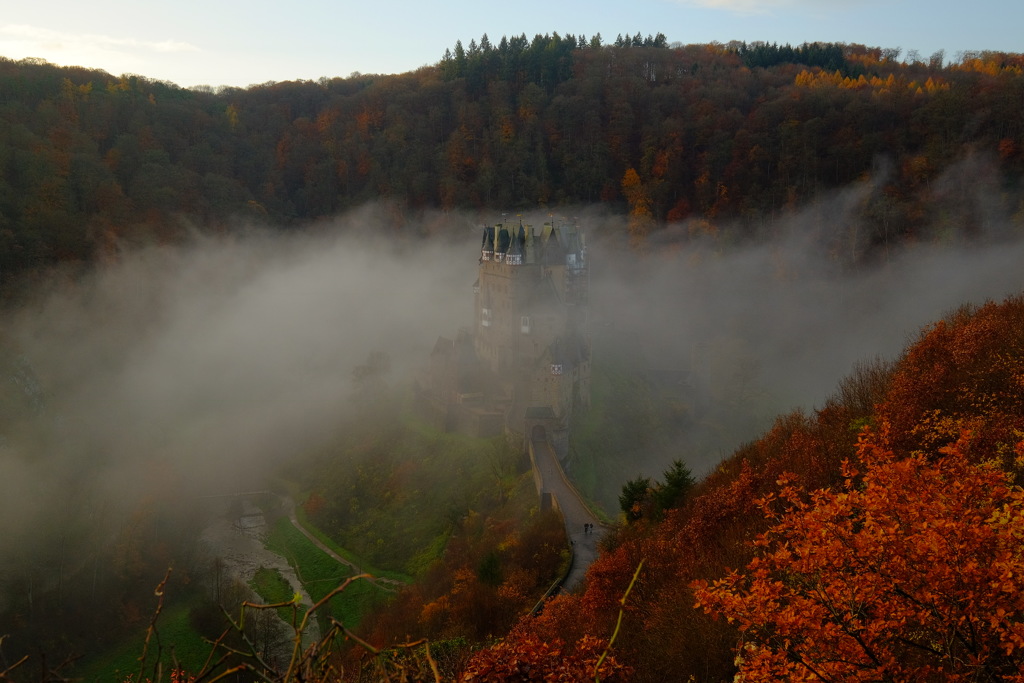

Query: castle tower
left=472, top=220, right=591, bottom=440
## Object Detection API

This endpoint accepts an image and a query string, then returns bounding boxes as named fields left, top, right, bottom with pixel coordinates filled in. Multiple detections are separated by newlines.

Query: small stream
left=199, top=498, right=321, bottom=661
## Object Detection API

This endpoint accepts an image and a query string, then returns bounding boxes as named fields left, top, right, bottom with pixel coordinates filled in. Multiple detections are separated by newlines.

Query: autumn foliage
left=460, top=633, right=630, bottom=682
left=877, top=300, right=1024, bottom=459
left=122, top=669, right=195, bottom=683
left=356, top=507, right=568, bottom=643
left=476, top=295, right=1024, bottom=681
left=2, top=39, right=1024, bottom=282
left=695, top=430, right=1024, bottom=681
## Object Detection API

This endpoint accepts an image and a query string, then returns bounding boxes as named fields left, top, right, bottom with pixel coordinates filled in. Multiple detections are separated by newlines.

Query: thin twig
left=594, top=558, right=644, bottom=682
left=424, top=640, right=442, bottom=683
left=136, top=568, right=173, bottom=683
left=284, top=574, right=371, bottom=681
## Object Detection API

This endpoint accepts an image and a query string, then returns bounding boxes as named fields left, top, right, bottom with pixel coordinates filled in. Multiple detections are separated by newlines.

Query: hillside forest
left=1, top=36, right=1023, bottom=286
left=1, top=33, right=1024, bottom=682
left=451, top=295, right=1024, bottom=681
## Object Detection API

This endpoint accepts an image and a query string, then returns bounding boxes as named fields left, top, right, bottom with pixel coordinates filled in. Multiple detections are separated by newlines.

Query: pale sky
left=1, top=0, right=1020, bottom=89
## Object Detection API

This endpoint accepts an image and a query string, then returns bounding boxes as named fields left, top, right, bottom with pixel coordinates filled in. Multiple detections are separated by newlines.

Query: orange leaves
left=650, top=149, right=670, bottom=179
left=793, top=68, right=949, bottom=96
left=361, top=508, right=569, bottom=648
left=354, top=106, right=384, bottom=137
left=953, top=57, right=1024, bottom=77
left=122, top=669, right=195, bottom=683
left=878, top=297, right=1024, bottom=457
left=999, top=137, right=1019, bottom=160
left=494, top=297, right=1024, bottom=681
left=460, top=633, right=632, bottom=682
left=302, top=491, right=326, bottom=517
left=418, top=595, right=451, bottom=632
left=621, top=168, right=653, bottom=244
left=695, top=430, right=1024, bottom=681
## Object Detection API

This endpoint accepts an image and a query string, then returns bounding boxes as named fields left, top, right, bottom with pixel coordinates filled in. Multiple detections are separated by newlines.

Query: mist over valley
left=2, top=175, right=1022, bottom=568
left=1, top=39, right=1023, bottom=680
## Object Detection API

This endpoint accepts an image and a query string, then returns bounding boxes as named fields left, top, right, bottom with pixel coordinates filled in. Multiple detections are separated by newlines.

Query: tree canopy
left=1, top=39, right=1022, bottom=284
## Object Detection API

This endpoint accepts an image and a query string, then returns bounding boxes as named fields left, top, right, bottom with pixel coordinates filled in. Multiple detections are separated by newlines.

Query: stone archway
left=524, top=405, right=557, bottom=445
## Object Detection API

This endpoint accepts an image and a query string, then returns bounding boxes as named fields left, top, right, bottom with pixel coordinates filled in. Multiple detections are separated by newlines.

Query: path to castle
left=280, top=496, right=405, bottom=593
left=531, top=438, right=606, bottom=592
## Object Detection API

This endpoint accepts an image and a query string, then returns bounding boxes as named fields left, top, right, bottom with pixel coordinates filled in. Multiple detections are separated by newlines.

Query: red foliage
left=501, top=298, right=1024, bottom=680
left=358, top=509, right=568, bottom=649
left=878, top=297, right=1024, bottom=458
left=460, top=633, right=631, bottom=682
left=303, top=491, right=326, bottom=517
left=122, top=669, right=195, bottom=683
left=695, top=430, right=1024, bottom=681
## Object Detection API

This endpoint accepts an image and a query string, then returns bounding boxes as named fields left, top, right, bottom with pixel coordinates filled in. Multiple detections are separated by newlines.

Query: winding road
left=530, top=438, right=607, bottom=592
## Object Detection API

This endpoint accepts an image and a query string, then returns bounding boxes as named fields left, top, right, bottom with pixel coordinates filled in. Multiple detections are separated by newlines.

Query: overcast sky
left=1, top=0, right=1020, bottom=89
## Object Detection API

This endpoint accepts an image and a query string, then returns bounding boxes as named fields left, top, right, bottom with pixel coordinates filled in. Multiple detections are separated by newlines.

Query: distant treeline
left=1, top=38, right=1023, bottom=280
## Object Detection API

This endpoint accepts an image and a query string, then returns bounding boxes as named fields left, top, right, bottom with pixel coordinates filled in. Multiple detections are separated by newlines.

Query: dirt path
left=280, top=496, right=405, bottom=592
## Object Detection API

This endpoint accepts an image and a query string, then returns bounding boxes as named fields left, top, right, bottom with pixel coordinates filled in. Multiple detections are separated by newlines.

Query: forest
left=1, top=33, right=1024, bottom=682
left=1, top=36, right=1023, bottom=286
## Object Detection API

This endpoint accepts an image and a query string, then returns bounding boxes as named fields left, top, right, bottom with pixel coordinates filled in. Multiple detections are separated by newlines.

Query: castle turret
left=495, top=225, right=511, bottom=262
left=481, top=226, right=495, bottom=261
left=507, top=224, right=524, bottom=265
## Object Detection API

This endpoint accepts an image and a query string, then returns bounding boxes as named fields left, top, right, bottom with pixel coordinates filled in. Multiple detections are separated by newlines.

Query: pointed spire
left=495, top=225, right=511, bottom=262
left=481, top=225, right=495, bottom=261
left=507, top=225, right=524, bottom=265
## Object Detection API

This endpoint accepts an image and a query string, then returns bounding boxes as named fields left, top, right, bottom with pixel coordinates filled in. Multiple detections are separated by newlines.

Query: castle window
left=550, top=364, right=563, bottom=375
left=481, top=307, right=492, bottom=327
left=507, top=253, right=522, bottom=265
left=567, top=252, right=585, bottom=273
left=521, top=316, right=531, bottom=334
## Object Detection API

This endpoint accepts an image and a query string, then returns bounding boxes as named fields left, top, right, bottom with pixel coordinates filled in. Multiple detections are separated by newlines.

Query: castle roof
left=479, top=220, right=584, bottom=267
left=496, top=226, right=511, bottom=254
left=507, top=227, right=524, bottom=262
left=481, top=226, right=495, bottom=254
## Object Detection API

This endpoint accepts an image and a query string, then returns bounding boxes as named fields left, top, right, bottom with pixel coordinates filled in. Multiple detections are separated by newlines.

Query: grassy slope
left=250, top=566, right=308, bottom=625
left=62, top=391, right=554, bottom=679
left=264, top=516, right=389, bottom=631
left=302, top=410, right=523, bottom=577
left=293, top=503, right=410, bottom=584
left=74, top=597, right=212, bottom=682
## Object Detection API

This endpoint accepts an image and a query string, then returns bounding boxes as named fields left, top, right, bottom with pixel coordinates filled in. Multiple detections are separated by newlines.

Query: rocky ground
left=198, top=498, right=321, bottom=660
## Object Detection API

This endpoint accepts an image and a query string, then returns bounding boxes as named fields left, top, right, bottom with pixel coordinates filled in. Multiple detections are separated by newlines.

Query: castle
left=418, top=220, right=591, bottom=452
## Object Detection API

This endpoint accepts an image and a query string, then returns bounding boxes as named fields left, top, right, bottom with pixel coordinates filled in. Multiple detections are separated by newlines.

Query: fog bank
left=584, top=170, right=1024, bottom=476
left=0, top=219, right=479, bottom=561
left=0, top=179, right=1022, bottom=557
